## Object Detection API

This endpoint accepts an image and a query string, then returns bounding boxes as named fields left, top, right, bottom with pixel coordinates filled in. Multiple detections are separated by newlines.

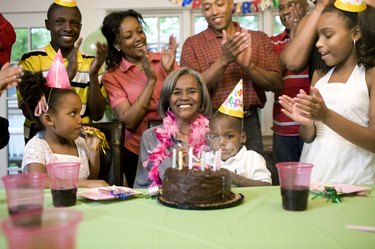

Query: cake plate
left=157, top=192, right=244, bottom=210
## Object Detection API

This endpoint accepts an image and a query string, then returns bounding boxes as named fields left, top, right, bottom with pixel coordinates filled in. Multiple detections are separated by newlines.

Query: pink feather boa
left=143, top=111, right=210, bottom=186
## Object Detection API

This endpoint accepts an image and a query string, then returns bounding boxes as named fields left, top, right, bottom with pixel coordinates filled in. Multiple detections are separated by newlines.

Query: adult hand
left=220, top=30, right=249, bottom=66
left=66, top=37, right=83, bottom=81
left=0, top=63, right=23, bottom=94
left=235, top=32, right=252, bottom=69
left=89, top=41, right=107, bottom=75
left=285, top=3, right=306, bottom=39
left=141, top=49, right=156, bottom=84
left=278, top=89, right=314, bottom=126
left=161, top=34, right=177, bottom=73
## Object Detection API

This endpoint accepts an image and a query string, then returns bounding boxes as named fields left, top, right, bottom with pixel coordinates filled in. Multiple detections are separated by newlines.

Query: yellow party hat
left=218, top=79, right=244, bottom=118
left=54, top=0, right=77, bottom=7
left=334, top=0, right=367, bottom=12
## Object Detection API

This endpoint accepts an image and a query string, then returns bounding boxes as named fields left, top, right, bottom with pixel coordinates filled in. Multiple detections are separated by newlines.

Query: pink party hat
left=218, top=79, right=244, bottom=118
left=46, top=49, right=71, bottom=89
left=334, top=0, right=367, bottom=12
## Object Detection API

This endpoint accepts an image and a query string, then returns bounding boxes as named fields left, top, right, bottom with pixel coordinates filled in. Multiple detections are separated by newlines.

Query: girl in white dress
left=19, top=71, right=108, bottom=188
left=279, top=5, right=375, bottom=184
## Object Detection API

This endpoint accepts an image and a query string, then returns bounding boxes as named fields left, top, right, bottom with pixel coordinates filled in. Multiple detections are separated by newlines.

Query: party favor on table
left=79, top=186, right=142, bottom=200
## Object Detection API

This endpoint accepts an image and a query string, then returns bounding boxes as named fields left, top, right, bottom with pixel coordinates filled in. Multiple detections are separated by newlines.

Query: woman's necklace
left=143, top=111, right=210, bottom=186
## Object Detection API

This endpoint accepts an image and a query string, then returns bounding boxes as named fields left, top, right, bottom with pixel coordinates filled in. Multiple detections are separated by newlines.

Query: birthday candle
left=216, top=149, right=222, bottom=170
left=188, top=147, right=193, bottom=170
left=201, top=151, right=206, bottom=171
left=178, top=150, right=183, bottom=170
left=172, top=148, right=177, bottom=169
left=213, top=150, right=217, bottom=171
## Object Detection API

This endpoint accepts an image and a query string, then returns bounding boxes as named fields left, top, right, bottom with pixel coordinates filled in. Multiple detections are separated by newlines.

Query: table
left=0, top=186, right=374, bottom=249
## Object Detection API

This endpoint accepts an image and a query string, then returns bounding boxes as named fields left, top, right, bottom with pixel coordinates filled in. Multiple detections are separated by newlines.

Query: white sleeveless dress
left=300, top=65, right=375, bottom=184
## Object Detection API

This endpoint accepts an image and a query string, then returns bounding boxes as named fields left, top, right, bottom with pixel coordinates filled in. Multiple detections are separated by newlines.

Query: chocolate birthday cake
left=161, top=167, right=234, bottom=206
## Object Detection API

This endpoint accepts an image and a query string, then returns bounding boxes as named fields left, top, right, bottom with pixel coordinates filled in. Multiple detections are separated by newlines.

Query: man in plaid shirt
left=181, top=0, right=282, bottom=155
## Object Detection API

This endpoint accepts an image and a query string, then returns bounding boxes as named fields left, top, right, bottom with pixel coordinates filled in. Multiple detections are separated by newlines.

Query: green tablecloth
left=1, top=186, right=374, bottom=249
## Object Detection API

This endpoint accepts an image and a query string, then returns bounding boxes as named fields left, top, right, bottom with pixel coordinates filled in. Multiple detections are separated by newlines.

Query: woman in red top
left=101, top=9, right=179, bottom=187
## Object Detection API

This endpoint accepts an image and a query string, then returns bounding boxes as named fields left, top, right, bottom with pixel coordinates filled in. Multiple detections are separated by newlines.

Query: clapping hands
left=161, top=34, right=177, bottom=73
left=66, top=37, right=83, bottom=81
left=0, top=63, right=23, bottom=96
left=279, top=87, right=330, bottom=125
left=89, top=41, right=107, bottom=75
left=221, top=30, right=249, bottom=67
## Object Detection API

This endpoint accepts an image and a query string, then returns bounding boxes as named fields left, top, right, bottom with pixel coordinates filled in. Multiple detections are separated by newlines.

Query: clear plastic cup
left=276, top=162, right=313, bottom=211
left=1, top=208, right=83, bottom=249
left=46, top=162, right=80, bottom=207
left=2, top=172, right=47, bottom=218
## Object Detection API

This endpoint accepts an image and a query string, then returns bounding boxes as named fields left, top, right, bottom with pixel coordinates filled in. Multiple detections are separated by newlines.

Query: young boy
left=17, top=0, right=107, bottom=142
left=208, top=112, right=272, bottom=187
left=207, top=80, right=272, bottom=187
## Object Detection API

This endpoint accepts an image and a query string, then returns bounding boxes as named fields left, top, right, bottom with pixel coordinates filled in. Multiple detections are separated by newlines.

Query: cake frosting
left=161, top=167, right=232, bottom=205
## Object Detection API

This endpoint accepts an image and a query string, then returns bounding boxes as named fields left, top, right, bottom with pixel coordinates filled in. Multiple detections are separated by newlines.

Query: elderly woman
left=101, top=9, right=179, bottom=187
left=134, top=68, right=212, bottom=188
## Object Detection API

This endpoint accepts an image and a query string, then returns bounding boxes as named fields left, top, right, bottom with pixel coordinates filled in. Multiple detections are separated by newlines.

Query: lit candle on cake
left=188, top=147, right=193, bottom=170
left=178, top=150, right=183, bottom=170
left=201, top=151, right=206, bottom=171
left=172, top=148, right=177, bottom=169
left=216, top=149, right=222, bottom=170
left=213, top=149, right=221, bottom=171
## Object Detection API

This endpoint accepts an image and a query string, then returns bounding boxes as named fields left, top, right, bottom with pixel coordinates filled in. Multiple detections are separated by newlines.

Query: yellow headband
left=334, top=0, right=367, bottom=12
left=54, top=0, right=77, bottom=7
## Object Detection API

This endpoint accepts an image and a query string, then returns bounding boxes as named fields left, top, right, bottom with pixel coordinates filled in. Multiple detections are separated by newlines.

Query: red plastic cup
left=1, top=208, right=82, bottom=249
left=276, top=162, right=313, bottom=211
left=46, top=162, right=80, bottom=207
left=2, top=172, right=47, bottom=217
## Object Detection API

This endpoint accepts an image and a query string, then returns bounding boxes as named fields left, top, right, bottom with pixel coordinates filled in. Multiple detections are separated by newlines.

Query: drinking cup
left=46, top=162, right=80, bottom=207
left=2, top=172, right=46, bottom=219
left=1, top=208, right=82, bottom=249
left=276, top=162, right=313, bottom=211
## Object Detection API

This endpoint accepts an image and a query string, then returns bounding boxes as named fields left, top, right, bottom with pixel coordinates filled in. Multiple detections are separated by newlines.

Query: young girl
left=19, top=71, right=108, bottom=188
left=279, top=5, right=375, bottom=184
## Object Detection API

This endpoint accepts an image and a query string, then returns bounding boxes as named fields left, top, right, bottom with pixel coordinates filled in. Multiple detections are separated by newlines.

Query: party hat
left=334, top=0, right=366, bottom=12
left=46, top=49, right=71, bottom=89
left=218, top=79, right=244, bottom=118
left=54, top=0, right=77, bottom=7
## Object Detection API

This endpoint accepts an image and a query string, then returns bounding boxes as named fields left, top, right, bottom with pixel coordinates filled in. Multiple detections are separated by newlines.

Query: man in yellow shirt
left=18, top=0, right=107, bottom=142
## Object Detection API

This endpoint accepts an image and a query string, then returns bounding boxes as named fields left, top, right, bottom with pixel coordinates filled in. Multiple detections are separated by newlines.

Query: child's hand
left=295, top=87, right=329, bottom=122
left=279, top=89, right=314, bottom=126
left=81, top=126, right=101, bottom=152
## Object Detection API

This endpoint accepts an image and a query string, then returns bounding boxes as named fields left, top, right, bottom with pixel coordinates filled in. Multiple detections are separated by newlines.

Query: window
left=273, top=14, right=284, bottom=36
left=143, top=15, right=181, bottom=62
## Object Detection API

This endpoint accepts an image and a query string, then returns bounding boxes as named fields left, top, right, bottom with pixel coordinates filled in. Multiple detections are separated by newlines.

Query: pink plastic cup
left=276, top=162, right=313, bottom=211
left=46, top=162, right=80, bottom=207
left=2, top=172, right=47, bottom=218
left=1, top=208, right=82, bottom=249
